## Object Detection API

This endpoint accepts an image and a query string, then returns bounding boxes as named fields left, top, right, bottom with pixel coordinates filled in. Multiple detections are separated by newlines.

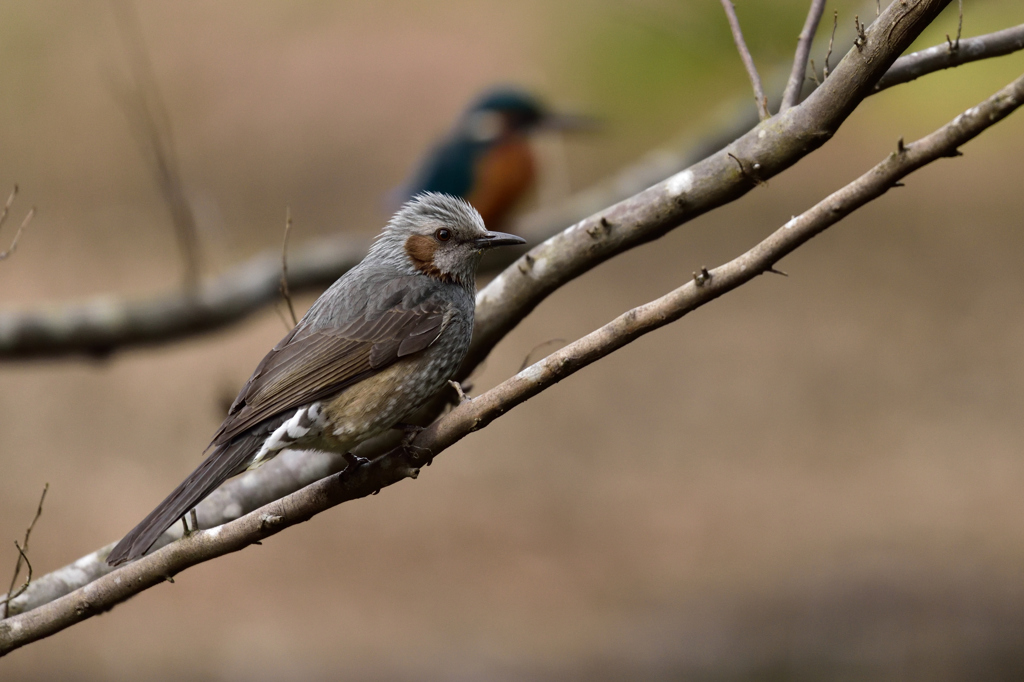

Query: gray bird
left=107, top=193, right=525, bottom=566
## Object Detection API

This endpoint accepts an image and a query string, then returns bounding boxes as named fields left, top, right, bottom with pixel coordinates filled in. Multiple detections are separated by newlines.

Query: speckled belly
left=319, top=337, right=466, bottom=452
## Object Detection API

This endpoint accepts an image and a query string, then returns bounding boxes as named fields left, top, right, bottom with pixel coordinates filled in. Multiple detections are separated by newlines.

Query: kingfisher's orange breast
left=465, top=135, right=535, bottom=228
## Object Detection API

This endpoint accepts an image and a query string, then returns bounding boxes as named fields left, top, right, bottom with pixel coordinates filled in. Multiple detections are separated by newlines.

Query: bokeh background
left=2, top=1, right=1024, bottom=679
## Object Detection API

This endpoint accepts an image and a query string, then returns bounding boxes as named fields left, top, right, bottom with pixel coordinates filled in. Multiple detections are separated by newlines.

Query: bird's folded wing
left=210, top=301, right=445, bottom=447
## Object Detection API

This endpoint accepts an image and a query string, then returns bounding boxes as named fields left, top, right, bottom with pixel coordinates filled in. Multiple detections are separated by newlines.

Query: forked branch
left=1, top=484, right=48, bottom=619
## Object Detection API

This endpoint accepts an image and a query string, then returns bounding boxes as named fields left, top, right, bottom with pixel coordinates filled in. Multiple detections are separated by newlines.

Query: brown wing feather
left=211, top=301, right=445, bottom=447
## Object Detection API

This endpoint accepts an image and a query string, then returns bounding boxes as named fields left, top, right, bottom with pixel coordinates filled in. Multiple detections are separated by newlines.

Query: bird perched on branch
left=396, top=87, right=591, bottom=228
left=108, top=193, right=525, bottom=565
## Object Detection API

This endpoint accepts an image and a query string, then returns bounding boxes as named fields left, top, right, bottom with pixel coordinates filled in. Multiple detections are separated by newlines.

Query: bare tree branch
left=0, top=234, right=370, bottom=360
left=719, top=0, right=771, bottom=120
left=0, top=0, right=958, bottom=618
left=462, top=0, right=953, bottom=373
left=781, top=0, right=827, bottom=112
left=3, top=61, right=1021, bottom=653
left=875, top=23, right=1024, bottom=92
left=5, top=20, right=1023, bottom=361
left=1, top=484, right=48, bottom=619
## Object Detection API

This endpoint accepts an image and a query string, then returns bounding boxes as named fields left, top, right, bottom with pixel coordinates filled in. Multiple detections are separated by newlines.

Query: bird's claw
left=342, top=452, right=369, bottom=474
left=393, top=422, right=425, bottom=446
left=448, top=380, right=471, bottom=404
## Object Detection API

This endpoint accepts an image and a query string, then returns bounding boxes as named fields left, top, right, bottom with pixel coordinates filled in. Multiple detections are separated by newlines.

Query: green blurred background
left=2, top=1, right=1024, bottom=679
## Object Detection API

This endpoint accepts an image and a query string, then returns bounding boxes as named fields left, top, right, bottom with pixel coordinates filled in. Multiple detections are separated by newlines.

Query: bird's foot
left=180, top=508, right=200, bottom=538
left=393, top=422, right=424, bottom=446
left=342, top=451, right=369, bottom=476
left=448, top=380, right=472, bottom=404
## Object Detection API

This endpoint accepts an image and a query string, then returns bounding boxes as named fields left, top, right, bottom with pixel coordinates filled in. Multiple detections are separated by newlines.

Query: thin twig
left=946, top=0, right=963, bottom=52
left=519, top=338, right=567, bottom=372
left=853, top=15, right=867, bottom=51
left=0, top=186, right=17, bottom=232
left=719, top=0, right=770, bottom=120
left=0, top=186, right=34, bottom=262
left=957, top=0, right=963, bottom=48
left=110, top=0, right=202, bottom=289
left=808, top=58, right=821, bottom=87
left=781, top=0, right=827, bottom=112
left=824, top=11, right=838, bottom=79
left=279, top=206, right=298, bottom=328
left=3, top=545, right=31, bottom=607
left=2, top=484, right=48, bottom=619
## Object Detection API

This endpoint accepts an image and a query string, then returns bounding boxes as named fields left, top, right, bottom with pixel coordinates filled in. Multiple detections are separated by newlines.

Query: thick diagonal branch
left=462, top=0, right=952, bottom=373
left=3, top=64, right=1021, bottom=655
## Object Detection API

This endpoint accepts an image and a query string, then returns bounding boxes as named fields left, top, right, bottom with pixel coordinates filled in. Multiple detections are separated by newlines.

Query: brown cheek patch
left=405, top=234, right=436, bottom=269
left=405, top=234, right=452, bottom=282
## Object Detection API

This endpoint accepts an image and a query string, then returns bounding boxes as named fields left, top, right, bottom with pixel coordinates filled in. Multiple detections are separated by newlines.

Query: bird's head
left=372, top=192, right=525, bottom=288
left=460, top=87, right=594, bottom=144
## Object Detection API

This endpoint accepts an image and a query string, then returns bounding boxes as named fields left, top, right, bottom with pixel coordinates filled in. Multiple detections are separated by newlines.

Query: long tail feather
left=107, top=439, right=256, bottom=566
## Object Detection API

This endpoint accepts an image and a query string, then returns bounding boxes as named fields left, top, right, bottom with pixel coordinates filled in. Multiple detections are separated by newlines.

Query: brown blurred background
left=2, top=1, right=1024, bottom=679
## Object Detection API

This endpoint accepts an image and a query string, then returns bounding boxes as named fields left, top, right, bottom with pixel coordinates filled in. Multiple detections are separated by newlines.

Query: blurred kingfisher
left=395, top=87, right=591, bottom=229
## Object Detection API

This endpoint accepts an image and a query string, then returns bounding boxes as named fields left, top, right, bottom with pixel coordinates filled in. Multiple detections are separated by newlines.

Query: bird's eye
left=435, top=228, right=451, bottom=242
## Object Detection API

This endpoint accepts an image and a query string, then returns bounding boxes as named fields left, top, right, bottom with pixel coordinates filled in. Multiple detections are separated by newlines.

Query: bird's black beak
left=474, top=231, right=527, bottom=249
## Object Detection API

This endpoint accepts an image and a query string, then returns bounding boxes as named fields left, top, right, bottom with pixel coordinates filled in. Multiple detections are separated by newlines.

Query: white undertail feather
left=250, top=402, right=327, bottom=468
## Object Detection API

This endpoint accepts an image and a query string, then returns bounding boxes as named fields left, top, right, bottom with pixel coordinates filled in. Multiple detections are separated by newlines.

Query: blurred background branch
left=0, top=25, right=1021, bottom=361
